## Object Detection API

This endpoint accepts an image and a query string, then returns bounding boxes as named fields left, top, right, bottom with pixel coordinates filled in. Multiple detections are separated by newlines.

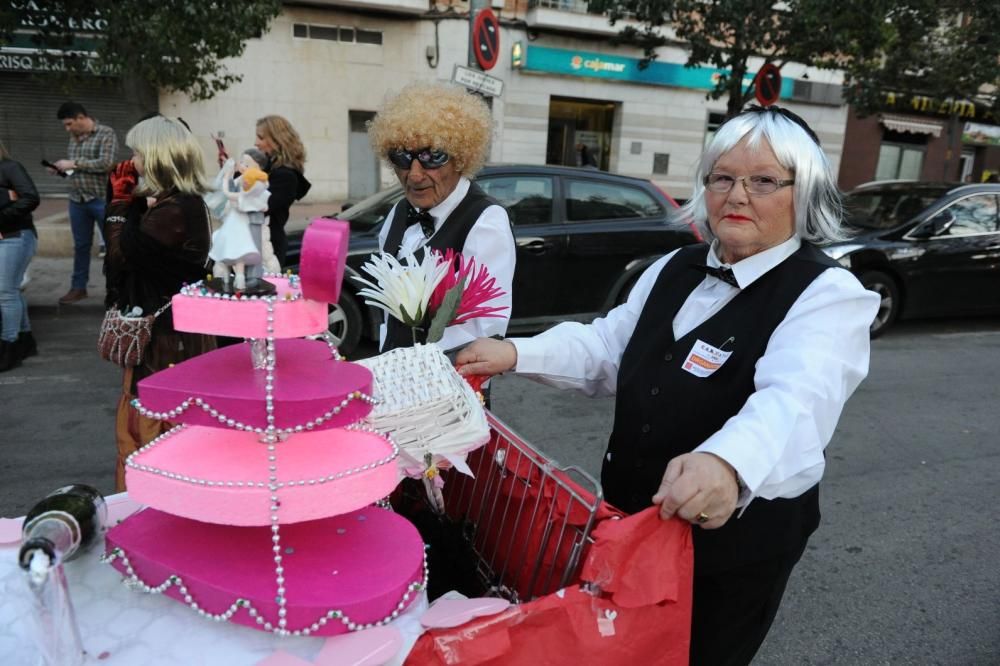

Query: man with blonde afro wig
left=370, top=82, right=515, bottom=354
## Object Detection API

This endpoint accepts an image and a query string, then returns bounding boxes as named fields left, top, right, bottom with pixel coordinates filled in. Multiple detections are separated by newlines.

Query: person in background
left=0, top=139, right=40, bottom=371
left=367, top=81, right=515, bottom=354
left=576, top=141, right=598, bottom=168
left=254, top=115, right=310, bottom=268
left=103, top=116, right=215, bottom=491
left=53, top=101, right=118, bottom=304
left=457, top=105, right=878, bottom=665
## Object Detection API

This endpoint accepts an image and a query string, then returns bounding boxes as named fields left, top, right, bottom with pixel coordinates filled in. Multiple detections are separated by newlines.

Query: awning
left=880, top=114, right=944, bottom=137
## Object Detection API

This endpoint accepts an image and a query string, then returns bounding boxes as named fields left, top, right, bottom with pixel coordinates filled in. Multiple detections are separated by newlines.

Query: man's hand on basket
left=652, top=452, right=739, bottom=529
left=456, top=337, right=517, bottom=378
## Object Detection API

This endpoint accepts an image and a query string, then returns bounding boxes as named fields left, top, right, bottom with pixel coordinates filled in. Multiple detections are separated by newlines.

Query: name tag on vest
left=682, top=339, right=733, bottom=378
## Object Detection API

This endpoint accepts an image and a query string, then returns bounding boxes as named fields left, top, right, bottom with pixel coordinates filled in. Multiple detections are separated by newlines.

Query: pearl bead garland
left=130, top=389, right=377, bottom=434
left=109, top=280, right=429, bottom=638
left=124, top=426, right=399, bottom=489
left=101, top=547, right=429, bottom=636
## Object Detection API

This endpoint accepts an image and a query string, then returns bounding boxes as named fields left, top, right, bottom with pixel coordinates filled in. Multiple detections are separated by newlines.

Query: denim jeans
left=69, top=198, right=106, bottom=290
left=0, top=230, right=37, bottom=342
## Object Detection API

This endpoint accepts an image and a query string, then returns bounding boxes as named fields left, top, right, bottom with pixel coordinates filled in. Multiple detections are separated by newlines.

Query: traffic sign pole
left=468, top=0, right=488, bottom=69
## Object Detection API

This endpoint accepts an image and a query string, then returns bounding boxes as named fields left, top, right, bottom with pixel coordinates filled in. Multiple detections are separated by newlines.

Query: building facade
left=163, top=0, right=849, bottom=203
left=839, top=95, right=1000, bottom=190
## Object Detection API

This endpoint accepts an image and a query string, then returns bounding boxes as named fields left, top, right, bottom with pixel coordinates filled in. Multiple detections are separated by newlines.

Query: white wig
left=677, top=106, right=846, bottom=244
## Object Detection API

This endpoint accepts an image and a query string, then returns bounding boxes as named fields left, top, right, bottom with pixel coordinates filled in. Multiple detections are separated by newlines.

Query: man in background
left=52, top=101, right=118, bottom=304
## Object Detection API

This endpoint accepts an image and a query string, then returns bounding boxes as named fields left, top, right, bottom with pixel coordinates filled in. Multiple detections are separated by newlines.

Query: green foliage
left=2, top=0, right=281, bottom=100
left=588, top=0, right=999, bottom=116
left=840, top=1, right=1000, bottom=115
left=426, top=282, right=463, bottom=344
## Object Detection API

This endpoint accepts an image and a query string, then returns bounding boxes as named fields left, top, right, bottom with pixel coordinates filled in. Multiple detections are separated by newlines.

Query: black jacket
left=0, top=158, right=40, bottom=236
left=266, top=165, right=310, bottom=232
left=265, top=165, right=311, bottom=267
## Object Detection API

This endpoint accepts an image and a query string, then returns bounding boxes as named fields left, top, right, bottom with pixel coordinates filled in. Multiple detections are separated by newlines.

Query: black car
left=287, top=164, right=699, bottom=354
left=824, top=181, right=1000, bottom=337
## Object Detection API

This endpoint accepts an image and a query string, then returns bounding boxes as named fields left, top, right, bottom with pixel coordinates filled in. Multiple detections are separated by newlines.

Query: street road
left=3, top=305, right=998, bottom=664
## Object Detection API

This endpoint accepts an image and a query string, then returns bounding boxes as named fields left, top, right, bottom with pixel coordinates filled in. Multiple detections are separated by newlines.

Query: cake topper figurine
left=206, top=149, right=273, bottom=294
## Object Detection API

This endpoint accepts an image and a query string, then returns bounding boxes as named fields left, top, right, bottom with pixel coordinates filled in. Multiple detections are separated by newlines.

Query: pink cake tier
left=134, top=339, right=374, bottom=433
left=125, top=424, right=399, bottom=525
left=172, top=276, right=328, bottom=338
left=104, top=506, right=427, bottom=637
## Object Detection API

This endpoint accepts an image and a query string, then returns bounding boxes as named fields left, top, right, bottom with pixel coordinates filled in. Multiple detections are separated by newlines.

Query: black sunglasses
left=387, top=147, right=450, bottom=170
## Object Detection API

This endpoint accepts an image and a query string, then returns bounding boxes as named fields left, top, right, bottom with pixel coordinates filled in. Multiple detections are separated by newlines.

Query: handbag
left=97, top=302, right=171, bottom=368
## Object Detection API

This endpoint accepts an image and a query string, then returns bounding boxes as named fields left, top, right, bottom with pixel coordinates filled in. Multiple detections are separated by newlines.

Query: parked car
left=287, top=164, right=700, bottom=354
left=823, top=181, right=1000, bottom=337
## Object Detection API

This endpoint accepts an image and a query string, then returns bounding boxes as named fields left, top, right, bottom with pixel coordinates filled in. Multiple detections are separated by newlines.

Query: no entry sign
left=473, top=8, right=500, bottom=71
left=754, top=63, right=782, bottom=106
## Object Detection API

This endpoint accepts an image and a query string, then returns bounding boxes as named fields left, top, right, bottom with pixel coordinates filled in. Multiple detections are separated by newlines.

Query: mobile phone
left=41, top=160, right=69, bottom=178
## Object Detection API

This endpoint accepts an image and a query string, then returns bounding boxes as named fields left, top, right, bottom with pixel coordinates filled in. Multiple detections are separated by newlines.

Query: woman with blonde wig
left=103, top=115, right=216, bottom=490
left=369, top=82, right=515, bottom=356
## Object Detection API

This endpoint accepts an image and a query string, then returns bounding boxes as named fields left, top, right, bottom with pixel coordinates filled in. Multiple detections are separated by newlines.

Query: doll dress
left=209, top=176, right=268, bottom=265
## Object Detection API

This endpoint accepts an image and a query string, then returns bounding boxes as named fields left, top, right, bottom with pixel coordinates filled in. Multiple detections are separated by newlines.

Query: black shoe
left=17, top=331, right=37, bottom=358
left=0, top=340, right=21, bottom=372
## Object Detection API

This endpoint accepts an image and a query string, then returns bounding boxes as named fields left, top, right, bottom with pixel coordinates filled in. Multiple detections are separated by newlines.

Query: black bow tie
left=406, top=204, right=436, bottom=238
left=692, top=263, right=740, bottom=288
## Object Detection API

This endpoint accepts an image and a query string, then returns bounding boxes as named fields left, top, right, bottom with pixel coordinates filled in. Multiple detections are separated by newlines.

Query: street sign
left=453, top=64, right=504, bottom=97
left=472, top=8, right=500, bottom=71
left=754, top=63, right=782, bottom=106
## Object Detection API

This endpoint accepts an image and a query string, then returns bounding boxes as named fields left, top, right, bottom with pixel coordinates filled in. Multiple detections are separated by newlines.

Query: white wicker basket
left=358, top=343, right=490, bottom=471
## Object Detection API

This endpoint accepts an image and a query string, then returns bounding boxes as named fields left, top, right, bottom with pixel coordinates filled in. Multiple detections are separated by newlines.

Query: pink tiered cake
left=103, top=219, right=428, bottom=637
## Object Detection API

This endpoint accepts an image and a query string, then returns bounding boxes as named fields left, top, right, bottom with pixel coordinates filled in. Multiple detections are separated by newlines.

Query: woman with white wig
left=457, top=105, right=878, bottom=665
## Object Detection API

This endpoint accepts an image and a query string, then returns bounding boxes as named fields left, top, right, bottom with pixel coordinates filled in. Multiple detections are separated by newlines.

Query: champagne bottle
left=18, top=484, right=107, bottom=580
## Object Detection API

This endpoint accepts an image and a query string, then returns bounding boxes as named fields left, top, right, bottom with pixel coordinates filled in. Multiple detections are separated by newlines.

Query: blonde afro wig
left=368, top=82, right=493, bottom=177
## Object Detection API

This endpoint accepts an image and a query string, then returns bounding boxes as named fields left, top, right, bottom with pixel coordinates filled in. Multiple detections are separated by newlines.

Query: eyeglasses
left=387, top=147, right=450, bottom=170
left=704, top=173, right=795, bottom=195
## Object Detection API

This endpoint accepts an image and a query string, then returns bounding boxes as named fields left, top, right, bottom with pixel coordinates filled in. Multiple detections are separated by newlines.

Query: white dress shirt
left=377, top=176, right=515, bottom=352
left=512, top=236, right=879, bottom=505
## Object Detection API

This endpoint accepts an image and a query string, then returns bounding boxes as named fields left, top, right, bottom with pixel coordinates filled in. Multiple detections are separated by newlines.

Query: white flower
left=354, top=251, right=450, bottom=327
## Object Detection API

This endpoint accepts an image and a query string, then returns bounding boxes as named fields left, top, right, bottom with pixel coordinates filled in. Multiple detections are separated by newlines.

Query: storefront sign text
left=523, top=46, right=795, bottom=97
left=0, top=50, right=112, bottom=75
left=883, top=92, right=997, bottom=123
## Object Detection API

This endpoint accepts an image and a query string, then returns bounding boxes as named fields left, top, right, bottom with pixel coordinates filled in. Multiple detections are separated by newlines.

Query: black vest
left=604, top=242, right=838, bottom=573
left=380, top=183, right=499, bottom=352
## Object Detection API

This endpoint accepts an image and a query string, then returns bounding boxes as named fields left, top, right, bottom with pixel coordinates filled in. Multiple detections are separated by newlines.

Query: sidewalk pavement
left=33, top=196, right=343, bottom=258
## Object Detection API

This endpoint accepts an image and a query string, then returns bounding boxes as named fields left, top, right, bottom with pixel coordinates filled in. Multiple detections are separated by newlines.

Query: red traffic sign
left=754, top=64, right=782, bottom=106
left=473, top=9, right=500, bottom=71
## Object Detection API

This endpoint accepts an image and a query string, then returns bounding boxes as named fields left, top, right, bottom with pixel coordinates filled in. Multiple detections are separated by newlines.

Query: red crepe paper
left=581, top=507, right=692, bottom=608
left=405, top=509, right=693, bottom=665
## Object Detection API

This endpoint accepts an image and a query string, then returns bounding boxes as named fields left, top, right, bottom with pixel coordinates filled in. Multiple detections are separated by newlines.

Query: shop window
left=291, top=23, right=381, bottom=46
left=565, top=179, right=663, bottom=221
left=357, top=29, right=383, bottom=45
left=653, top=153, right=670, bottom=175
left=704, top=112, right=726, bottom=148
left=309, top=25, right=339, bottom=41
left=478, top=176, right=554, bottom=226
left=876, top=143, right=924, bottom=180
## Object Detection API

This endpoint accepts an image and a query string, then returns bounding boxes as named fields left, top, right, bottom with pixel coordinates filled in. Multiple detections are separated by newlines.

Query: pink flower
left=428, top=250, right=507, bottom=326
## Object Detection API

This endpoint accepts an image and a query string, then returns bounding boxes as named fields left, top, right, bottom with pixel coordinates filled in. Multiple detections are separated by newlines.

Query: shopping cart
left=437, top=413, right=616, bottom=603
left=404, top=412, right=694, bottom=665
